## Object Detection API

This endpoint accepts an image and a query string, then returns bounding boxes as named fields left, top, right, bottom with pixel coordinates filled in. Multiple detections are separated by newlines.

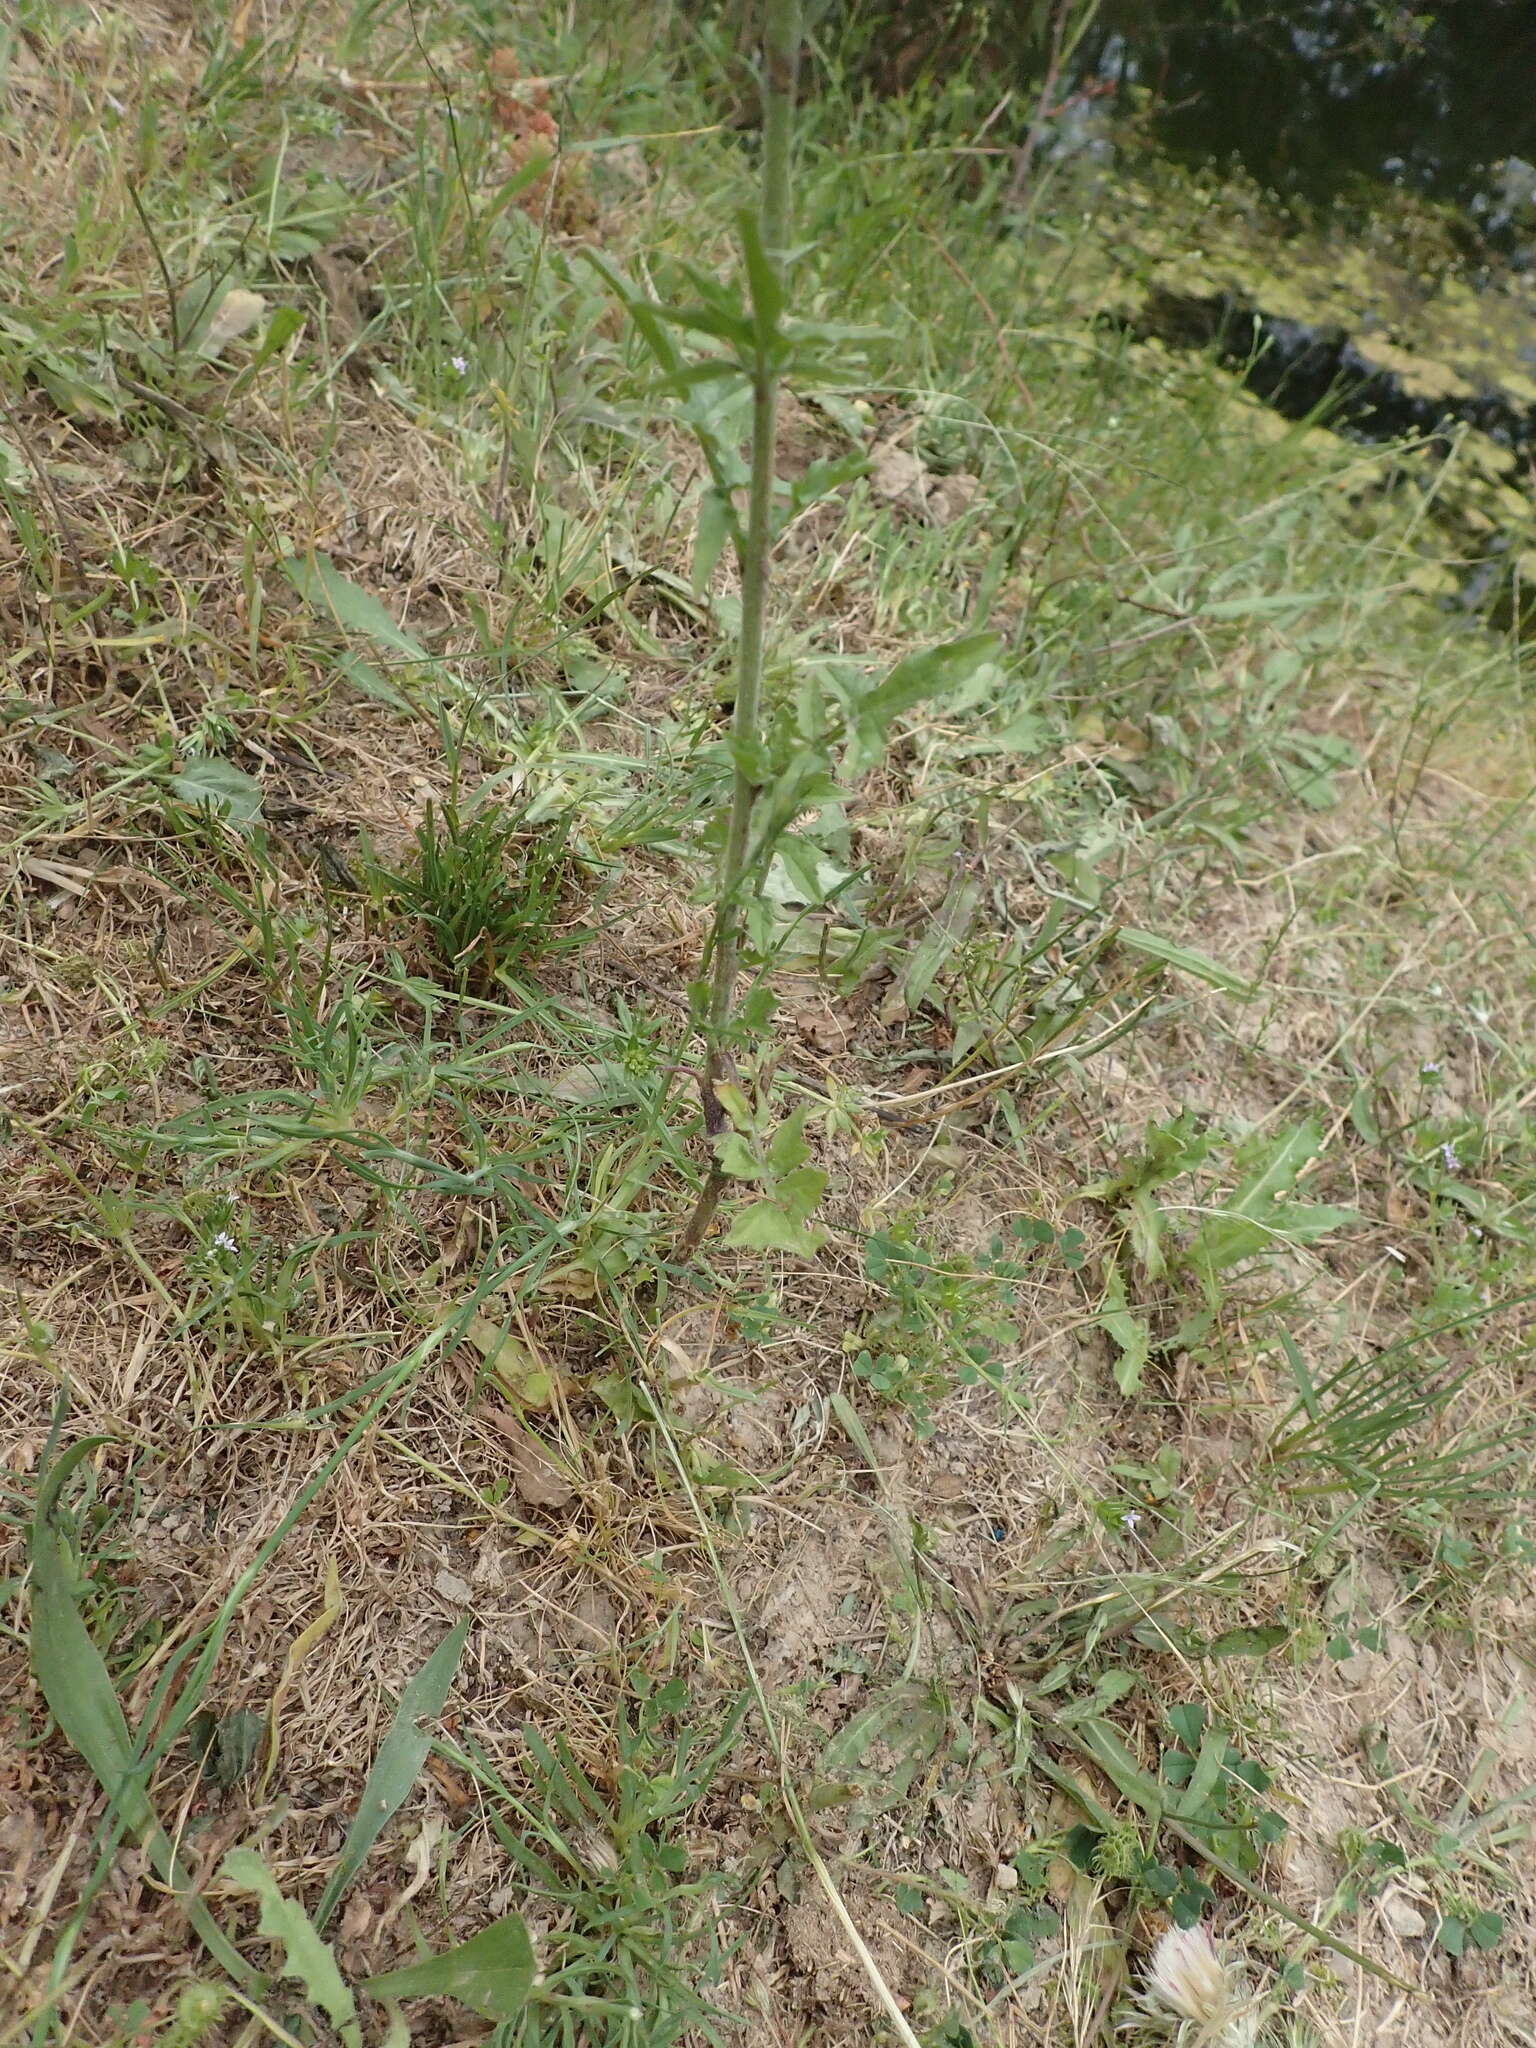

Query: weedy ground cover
left=3, top=3, right=1535, bottom=2045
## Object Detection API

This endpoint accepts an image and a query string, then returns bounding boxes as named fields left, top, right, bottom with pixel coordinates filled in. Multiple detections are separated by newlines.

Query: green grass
left=4, top=3, right=1536, bottom=2044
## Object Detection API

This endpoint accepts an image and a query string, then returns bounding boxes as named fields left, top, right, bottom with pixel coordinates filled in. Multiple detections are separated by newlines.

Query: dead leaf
left=477, top=1407, right=576, bottom=1509
left=426, top=1756, right=474, bottom=1809
left=201, top=288, right=266, bottom=357
left=551, top=1059, right=632, bottom=1103
left=261, top=1554, right=343, bottom=1795
left=19, top=856, right=93, bottom=895
left=1379, top=1889, right=1428, bottom=1939
left=534, top=1263, right=599, bottom=1303
left=792, top=1005, right=851, bottom=1054
left=463, top=1313, right=557, bottom=1407
left=339, top=1893, right=373, bottom=1944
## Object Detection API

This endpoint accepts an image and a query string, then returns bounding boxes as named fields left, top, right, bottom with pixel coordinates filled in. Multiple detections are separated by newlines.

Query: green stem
left=679, top=0, right=801, bottom=1259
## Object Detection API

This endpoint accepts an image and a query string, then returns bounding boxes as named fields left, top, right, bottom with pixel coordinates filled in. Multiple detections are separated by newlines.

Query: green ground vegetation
left=3, top=4, right=1535, bottom=2045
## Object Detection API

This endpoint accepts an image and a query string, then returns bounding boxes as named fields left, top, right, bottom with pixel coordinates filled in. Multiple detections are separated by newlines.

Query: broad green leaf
left=363, top=1912, right=535, bottom=2020
left=462, top=1315, right=556, bottom=1408
left=846, top=632, right=1003, bottom=776
left=819, top=1683, right=949, bottom=1810
left=0, top=311, right=121, bottom=422
left=37, top=360, right=124, bottom=423
left=219, top=1849, right=360, bottom=2045
left=1222, top=1120, right=1321, bottom=1215
left=1205, top=1625, right=1289, bottom=1658
left=773, top=1164, right=827, bottom=1222
left=31, top=1519, right=156, bottom=1841
left=169, top=755, right=264, bottom=832
left=654, top=301, right=756, bottom=349
left=714, top=1133, right=763, bottom=1181
left=30, top=1507, right=258, bottom=1989
left=1189, top=1201, right=1357, bottom=1275
left=1073, top=1715, right=1167, bottom=1820
left=1116, top=928, right=1253, bottom=996
left=579, top=250, right=684, bottom=378
left=713, top=1080, right=754, bottom=1130
left=763, top=835, right=851, bottom=909
left=1166, top=1703, right=1205, bottom=1751
left=987, top=707, right=1052, bottom=756
left=1174, top=1723, right=1230, bottom=1821
left=785, top=450, right=869, bottom=518
left=315, top=1618, right=471, bottom=1931
left=902, top=872, right=980, bottom=1011
left=1126, top=1189, right=1167, bottom=1282
left=724, top=1195, right=828, bottom=1255
left=1468, top=1910, right=1505, bottom=1950
left=1185, top=1121, right=1356, bottom=1274
left=1199, top=590, right=1329, bottom=620
left=1436, top=1914, right=1467, bottom=1957
left=1437, top=1180, right=1535, bottom=1243
left=766, top=1109, right=812, bottom=1176
left=280, top=551, right=430, bottom=661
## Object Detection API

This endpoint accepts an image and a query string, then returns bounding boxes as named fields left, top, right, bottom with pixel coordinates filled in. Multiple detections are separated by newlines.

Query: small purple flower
left=1441, top=1141, right=1461, bottom=1174
left=450, top=354, right=469, bottom=376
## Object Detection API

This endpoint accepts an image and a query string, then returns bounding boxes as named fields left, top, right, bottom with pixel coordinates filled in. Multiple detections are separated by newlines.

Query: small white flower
left=210, top=1230, right=239, bottom=1254
left=450, top=354, right=469, bottom=375
left=1419, top=1061, right=1441, bottom=1076
left=1122, top=1510, right=1142, bottom=1532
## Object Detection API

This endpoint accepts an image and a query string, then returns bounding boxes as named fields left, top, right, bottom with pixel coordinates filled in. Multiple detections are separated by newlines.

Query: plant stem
left=678, top=0, right=801, bottom=1260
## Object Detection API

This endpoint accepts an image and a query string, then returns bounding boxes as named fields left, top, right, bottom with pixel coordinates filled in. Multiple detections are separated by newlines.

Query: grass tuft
left=388, top=796, right=578, bottom=995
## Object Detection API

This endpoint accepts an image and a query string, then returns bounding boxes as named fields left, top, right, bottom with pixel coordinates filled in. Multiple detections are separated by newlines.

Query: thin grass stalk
left=679, top=0, right=802, bottom=1258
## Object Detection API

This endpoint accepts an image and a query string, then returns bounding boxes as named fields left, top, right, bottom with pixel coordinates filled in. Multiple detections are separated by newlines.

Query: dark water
left=1083, top=2, right=1536, bottom=229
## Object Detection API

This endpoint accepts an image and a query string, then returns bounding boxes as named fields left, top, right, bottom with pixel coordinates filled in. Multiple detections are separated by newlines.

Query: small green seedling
left=712, top=1084, right=828, bottom=1256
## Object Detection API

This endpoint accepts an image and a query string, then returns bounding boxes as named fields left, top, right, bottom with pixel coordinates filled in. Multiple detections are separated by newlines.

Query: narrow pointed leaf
left=1116, top=928, right=1254, bottom=996
left=281, top=552, right=430, bottom=661
left=315, top=1618, right=471, bottom=1931
left=847, top=633, right=1002, bottom=775
left=29, top=1510, right=258, bottom=1989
